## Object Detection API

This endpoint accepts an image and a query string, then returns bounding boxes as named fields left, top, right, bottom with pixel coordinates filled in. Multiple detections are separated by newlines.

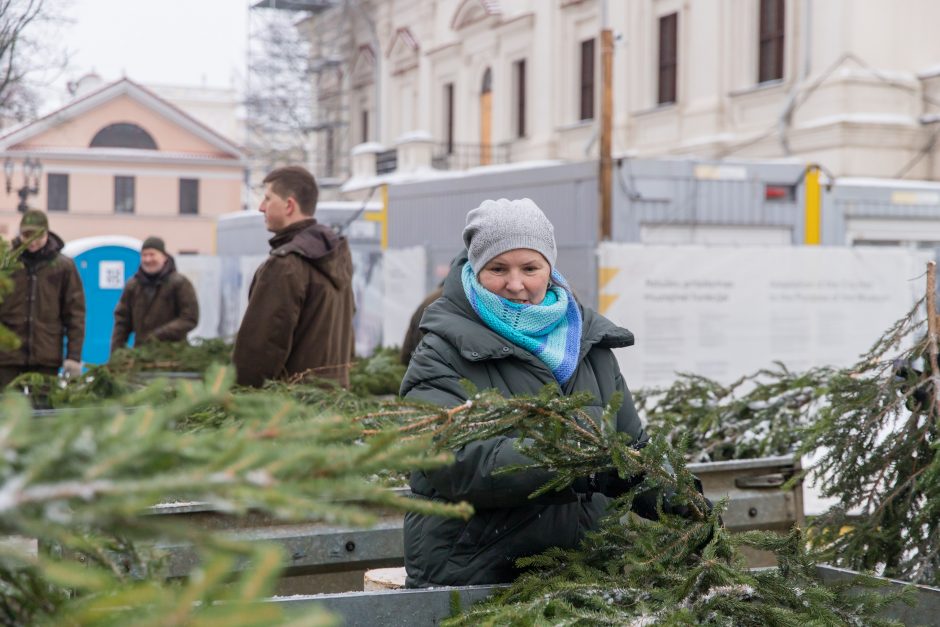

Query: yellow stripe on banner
left=598, top=266, right=619, bottom=290
left=599, top=293, right=619, bottom=315
left=804, top=166, right=821, bottom=245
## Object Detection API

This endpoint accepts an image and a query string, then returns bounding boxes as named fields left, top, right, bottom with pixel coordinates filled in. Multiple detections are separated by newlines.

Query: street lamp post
left=4, top=157, right=42, bottom=213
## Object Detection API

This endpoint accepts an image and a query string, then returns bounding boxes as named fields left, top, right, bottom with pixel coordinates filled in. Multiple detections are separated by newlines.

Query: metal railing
left=432, top=142, right=512, bottom=171
left=375, top=149, right=398, bottom=174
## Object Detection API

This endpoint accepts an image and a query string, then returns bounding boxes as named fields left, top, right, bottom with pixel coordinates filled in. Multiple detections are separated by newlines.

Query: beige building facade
left=0, top=79, right=246, bottom=253
left=299, top=0, right=940, bottom=181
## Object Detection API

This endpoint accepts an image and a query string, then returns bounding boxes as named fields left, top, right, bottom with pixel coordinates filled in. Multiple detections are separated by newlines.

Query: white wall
left=312, top=0, right=940, bottom=180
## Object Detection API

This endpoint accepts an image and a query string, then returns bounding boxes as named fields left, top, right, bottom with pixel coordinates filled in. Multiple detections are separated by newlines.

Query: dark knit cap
left=141, top=236, right=167, bottom=254
left=19, top=209, right=48, bottom=233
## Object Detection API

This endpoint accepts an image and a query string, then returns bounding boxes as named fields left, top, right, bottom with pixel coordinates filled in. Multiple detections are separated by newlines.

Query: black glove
left=598, top=469, right=645, bottom=499
left=571, top=469, right=644, bottom=499
left=630, top=475, right=716, bottom=522
left=893, top=358, right=932, bottom=412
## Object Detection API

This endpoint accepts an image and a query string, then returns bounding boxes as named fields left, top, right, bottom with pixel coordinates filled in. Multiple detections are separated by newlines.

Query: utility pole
left=599, top=0, right=613, bottom=240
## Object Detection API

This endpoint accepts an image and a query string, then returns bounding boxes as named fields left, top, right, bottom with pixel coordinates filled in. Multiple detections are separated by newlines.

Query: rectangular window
left=658, top=13, right=678, bottom=105
left=47, top=173, right=68, bottom=212
left=444, top=82, right=454, bottom=154
left=325, top=128, right=335, bottom=178
left=361, top=109, right=369, bottom=144
left=579, top=38, right=595, bottom=121
left=513, top=59, right=527, bottom=138
left=179, top=178, right=199, bottom=215
left=114, top=176, right=135, bottom=214
left=758, top=0, right=785, bottom=83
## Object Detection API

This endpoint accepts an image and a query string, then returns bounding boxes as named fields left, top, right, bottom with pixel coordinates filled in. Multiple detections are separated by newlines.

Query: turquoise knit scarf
left=461, top=262, right=582, bottom=385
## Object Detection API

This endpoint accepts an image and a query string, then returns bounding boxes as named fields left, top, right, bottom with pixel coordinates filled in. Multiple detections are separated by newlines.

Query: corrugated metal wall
left=388, top=161, right=600, bottom=307
left=824, top=179, right=940, bottom=245
left=611, top=159, right=806, bottom=242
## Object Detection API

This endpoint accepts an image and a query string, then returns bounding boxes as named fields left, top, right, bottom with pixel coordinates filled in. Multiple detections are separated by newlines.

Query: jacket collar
left=135, top=254, right=176, bottom=285
left=15, top=231, right=65, bottom=266
left=422, top=252, right=634, bottom=364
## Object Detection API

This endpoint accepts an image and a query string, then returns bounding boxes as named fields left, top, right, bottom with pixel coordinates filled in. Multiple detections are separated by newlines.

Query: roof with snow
left=0, top=78, right=245, bottom=161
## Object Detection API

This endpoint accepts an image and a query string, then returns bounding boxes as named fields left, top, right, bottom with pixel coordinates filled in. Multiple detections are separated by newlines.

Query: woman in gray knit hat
left=400, top=198, right=662, bottom=587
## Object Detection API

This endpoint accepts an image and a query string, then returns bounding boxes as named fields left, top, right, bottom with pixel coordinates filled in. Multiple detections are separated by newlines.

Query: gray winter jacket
left=400, top=253, right=647, bottom=587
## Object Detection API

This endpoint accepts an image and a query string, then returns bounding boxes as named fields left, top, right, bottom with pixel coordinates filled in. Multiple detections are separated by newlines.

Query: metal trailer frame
left=267, top=564, right=940, bottom=626
left=143, top=456, right=803, bottom=590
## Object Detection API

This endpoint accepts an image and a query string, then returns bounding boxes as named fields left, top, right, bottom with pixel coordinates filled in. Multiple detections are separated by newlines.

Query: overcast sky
left=57, top=0, right=249, bottom=94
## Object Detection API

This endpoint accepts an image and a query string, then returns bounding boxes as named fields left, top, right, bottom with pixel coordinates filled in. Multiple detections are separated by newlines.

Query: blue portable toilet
left=63, top=236, right=141, bottom=365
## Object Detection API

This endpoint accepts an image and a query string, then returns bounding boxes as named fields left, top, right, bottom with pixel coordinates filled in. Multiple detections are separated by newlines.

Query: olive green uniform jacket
left=0, top=232, right=85, bottom=368
left=233, top=219, right=355, bottom=388
left=111, top=256, right=199, bottom=352
left=400, top=253, right=647, bottom=587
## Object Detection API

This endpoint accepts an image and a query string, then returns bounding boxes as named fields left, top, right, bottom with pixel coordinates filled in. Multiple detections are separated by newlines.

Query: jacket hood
left=14, top=230, right=65, bottom=260
left=420, top=251, right=634, bottom=364
left=269, top=218, right=353, bottom=289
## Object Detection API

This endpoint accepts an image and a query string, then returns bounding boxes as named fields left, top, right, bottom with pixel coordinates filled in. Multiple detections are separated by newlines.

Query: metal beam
left=271, top=585, right=505, bottom=626
left=251, top=0, right=338, bottom=11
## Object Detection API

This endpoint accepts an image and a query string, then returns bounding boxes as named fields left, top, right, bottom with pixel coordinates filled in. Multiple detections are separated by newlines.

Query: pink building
left=0, top=78, right=245, bottom=254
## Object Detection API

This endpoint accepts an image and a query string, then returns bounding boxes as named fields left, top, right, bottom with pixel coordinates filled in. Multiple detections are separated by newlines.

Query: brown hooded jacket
left=233, top=219, right=355, bottom=387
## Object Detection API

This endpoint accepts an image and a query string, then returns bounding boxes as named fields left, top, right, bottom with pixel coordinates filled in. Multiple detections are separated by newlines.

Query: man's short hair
left=263, top=166, right=319, bottom=216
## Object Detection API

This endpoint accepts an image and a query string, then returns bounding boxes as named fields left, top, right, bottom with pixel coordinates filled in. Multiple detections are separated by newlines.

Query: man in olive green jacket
left=233, top=166, right=355, bottom=387
left=110, top=236, right=199, bottom=353
left=0, top=210, right=85, bottom=387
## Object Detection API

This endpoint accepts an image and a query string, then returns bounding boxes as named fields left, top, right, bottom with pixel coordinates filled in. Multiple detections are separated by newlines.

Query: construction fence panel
left=596, top=243, right=928, bottom=390
left=612, top=159, right=806, bottom=244
left=387, top=161, right=600, bottom=308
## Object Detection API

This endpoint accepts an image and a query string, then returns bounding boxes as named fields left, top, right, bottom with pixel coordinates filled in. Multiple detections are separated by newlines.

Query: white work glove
left=62, top=359, right=83, bottom=378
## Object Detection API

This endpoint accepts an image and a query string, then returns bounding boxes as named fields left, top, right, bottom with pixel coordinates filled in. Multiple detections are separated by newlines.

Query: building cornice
left=0, top=146, right=247, bottom=169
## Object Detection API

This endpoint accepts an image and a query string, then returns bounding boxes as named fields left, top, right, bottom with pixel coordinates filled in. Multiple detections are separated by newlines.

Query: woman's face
left=478, top=248, right=551, bottom=305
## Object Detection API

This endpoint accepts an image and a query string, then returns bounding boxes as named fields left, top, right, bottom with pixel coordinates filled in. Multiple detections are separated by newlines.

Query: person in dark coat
left=110, top=236, right=199, bottom=353
left=0, top=210, right=85, bottom=387
left=233, top=166, right=355, bottom=388
left=399, top=285, right=443, bottom=366
left=400, top=198, right=654, bottom=588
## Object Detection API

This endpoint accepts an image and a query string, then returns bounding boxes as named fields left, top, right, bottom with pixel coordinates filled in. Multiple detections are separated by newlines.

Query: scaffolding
left=247, top=0, right=362, bottom=191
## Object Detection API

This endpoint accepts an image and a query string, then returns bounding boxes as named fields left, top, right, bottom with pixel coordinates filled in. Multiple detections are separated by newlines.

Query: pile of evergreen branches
left=108, top=338, right=233, bottom=374
left=635, top=364, right=831, bottom=462
left=799, top=286, right=940, bottom=586
left=0, top=366, right=468, bottom=624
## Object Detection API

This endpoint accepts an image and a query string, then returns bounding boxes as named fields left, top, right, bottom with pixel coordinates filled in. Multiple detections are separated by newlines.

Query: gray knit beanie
left=463, top=198, right=557, bottom=274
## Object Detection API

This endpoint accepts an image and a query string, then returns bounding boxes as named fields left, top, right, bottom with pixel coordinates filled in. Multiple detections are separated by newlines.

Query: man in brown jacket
left=233, top=166, right=355, bottom=387
left=0, top=210, right=85, bottom=387
left=110, top=236, right=199, bottom=353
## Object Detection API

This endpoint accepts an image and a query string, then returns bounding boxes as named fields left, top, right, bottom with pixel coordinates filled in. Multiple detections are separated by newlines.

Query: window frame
left=579, top=38, right=595, bottom=121
left=179, top=178, right=199, bottom=215
left=443, top=82, right=455, bottom=154
left=513, top=59, right=527, bottom=138
left=47, top=172, right=68, bottom=212
left=114, top=175, right=135, bottom=214
left=758, top=0, right=785, bottom=84
left=657, top=13, right=678, bottom=105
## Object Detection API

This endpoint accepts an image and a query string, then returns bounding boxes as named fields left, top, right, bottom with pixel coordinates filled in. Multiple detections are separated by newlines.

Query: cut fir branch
left=0, top=365, right=469, bottom=624
left=634, top=362, right=833, bottom=463
left=400, top=386, right=906, bottom=626
left=799, top=275, right=940, bottom=585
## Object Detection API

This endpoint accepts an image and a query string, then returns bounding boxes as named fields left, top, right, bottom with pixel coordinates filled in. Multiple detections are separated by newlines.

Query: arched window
left=90, top=123, right=158, bottom=149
